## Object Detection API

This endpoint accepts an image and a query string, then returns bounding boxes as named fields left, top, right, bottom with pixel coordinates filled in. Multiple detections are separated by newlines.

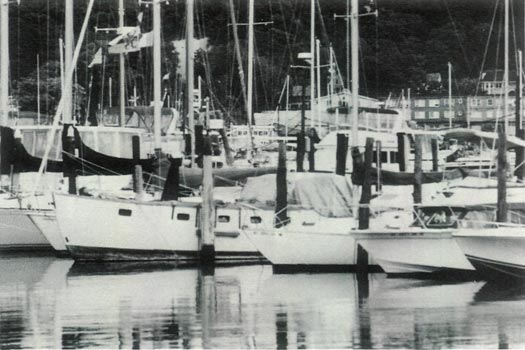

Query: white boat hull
left=354, top=229, right=475, bottom=274
left=0, top=208, right=51, bottom=251
left=54, top=194, right=262, bottom=262
left=28, top=210, right=66, bottom=252
left=454, top=227, right=525, bottom=279
left=244, top=229, right=362, bottom=272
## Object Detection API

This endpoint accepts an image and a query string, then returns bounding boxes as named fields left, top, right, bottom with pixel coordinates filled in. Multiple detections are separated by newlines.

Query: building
left=410, top=95, right=520, bottom=133
left=410, top=96, right=468, bottom=128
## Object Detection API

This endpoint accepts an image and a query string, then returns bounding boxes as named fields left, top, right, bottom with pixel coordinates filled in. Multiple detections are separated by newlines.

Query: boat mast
left=346, top=0, right=350, bottom=90
left=448, top=62, right=452, bottom=129
left=186, top=0, right=195, bottom=167
left=504, top=0, right=509, bottom=132
left=64, top=0, right=74, bottom=124
left=119, top=0, right=126, bottom=126
left=351, top=0, right=358, bottom=148
left=310, top=0, right=315, bottom=128
left=316, top=38, right=321, bottom=129
left=247, top=0, right=254, bottom=131
left=0, top=0, right=9, bottom=126
left=153, top=0, right=162, bottom=159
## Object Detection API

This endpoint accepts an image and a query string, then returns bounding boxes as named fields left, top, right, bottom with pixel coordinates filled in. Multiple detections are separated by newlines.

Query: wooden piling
left=413, top=135, right=423, bottom=206
left=63, top=125, right=77, bottom=195
left=131, top=135, right=144, bottom=199
left=308, top=133, right=315, bottom=172
left=431, top=138, right=439, bottom=172
left=396, top=132, right=407, bottom=172
left=296, top=133, right=305, bottom=172
left=497, top=129, right=508, bottom=222
left=335, top=133, right=348, bottom=176
left=200, top=135, right=215, bottom=264
left=275, top=141, right=288, bottom=228
left=10, top=129, right=21, bottom=193
left=358, top=138, right=374, bottom=229
left=375, top=140, right=382, bottom=191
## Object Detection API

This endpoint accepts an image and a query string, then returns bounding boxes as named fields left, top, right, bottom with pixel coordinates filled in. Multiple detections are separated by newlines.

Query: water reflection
left=4, top=255, right=525, bottom=348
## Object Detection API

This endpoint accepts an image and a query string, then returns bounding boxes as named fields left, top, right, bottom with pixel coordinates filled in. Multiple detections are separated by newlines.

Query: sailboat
left=53, top=0, right=271, bottom=262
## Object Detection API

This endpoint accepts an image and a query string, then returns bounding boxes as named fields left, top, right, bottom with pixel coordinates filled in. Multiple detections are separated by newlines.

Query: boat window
left=177, top=213, right=191, bottom=221
left=218, top=215, right=230, bottom=223
left=390, top=151, right=398, bottom=163
left=250, top=216, right=262, bottom=224
left=118, top=209, right=132, bottom=217
left=381, top=151, right=388, bottom=163
left=415, top=208, right=459, bottom=229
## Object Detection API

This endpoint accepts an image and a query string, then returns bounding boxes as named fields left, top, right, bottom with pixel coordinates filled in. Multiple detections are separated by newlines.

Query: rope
left=62, top=150, right=124, bottom=176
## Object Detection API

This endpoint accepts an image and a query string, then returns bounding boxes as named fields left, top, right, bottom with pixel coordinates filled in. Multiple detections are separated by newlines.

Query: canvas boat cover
left=239, top=173, right=354, bottom=217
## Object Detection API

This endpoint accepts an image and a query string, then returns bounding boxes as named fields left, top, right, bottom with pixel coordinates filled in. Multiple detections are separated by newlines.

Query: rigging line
left=442, top=0, right=472, bottom=74
left=62, top=150, right=125, bottom=176
left=315, top=0, right=329, bottom=45
left=474, top=0, right=500, bottom=98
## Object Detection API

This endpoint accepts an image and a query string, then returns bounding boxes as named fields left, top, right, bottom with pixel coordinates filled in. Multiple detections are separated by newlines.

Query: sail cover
left=240, top=173, right=354, bottom=217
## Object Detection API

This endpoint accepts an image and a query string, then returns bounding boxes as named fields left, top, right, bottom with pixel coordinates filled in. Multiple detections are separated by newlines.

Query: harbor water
left=2, top=254, right=525, bottom=349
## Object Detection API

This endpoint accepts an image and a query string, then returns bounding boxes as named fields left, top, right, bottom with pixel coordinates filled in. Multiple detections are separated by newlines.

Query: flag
left=88, top=48, right=103, bottom=68
left=108, top=29, right=153, bottom=54
left=138, top=31, right=153, bottom=48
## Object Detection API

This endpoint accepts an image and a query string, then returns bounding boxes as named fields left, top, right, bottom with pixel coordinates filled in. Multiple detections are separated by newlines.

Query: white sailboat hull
left=354, top=229, right=475, bottom=274
left=28, top=211, right=66, bottom=252
left=54, top=194, right=262, bottom=261
left=454, top=227, right=525, bottom=279
left=244, top=229, right=360, bottom=271
left=0, top=208, right=50, bottom=250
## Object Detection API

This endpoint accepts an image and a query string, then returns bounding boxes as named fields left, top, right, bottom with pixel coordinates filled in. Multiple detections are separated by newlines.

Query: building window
left=415, top=111, right=425, bottom=119
left=414, top=99, right=426, bottom=107
left=487, top=99, right=493, bottom=106
left=429, top=99, right=440, bottom=107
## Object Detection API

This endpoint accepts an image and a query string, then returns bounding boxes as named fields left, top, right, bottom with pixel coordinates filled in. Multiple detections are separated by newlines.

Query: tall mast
left=63, top=0, right=74, bottom=124
left=247, top=0, right=254, bottom=129
left=153, top=0, right=162, bottom=154
left=119, top=0, right=126, bottom=126
left=310, top=0, right=315, bottom=128
left=351, top=0, right=358, bottom=147
left=186, top=0, right=195, bottom=167
left=316, top=39, right=321, bottom=129
left=448, top=62, right=452, bottom=129
left=504, top=0, right=509, bottom=132
left=346, top=0, right=350, bottom=90
left=0, top=0, right=9, bottom=125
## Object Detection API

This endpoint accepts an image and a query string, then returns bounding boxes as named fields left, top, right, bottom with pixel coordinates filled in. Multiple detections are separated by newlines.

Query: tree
left=15, top=60, right=86, bottom=118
